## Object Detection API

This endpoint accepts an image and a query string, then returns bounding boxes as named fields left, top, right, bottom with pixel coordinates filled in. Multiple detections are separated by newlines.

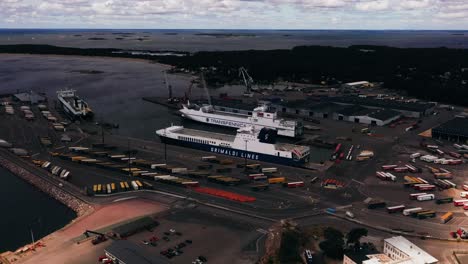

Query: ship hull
left=159, top=136, right=306, bottom=167
left=181, top=111, right=297, bottom=138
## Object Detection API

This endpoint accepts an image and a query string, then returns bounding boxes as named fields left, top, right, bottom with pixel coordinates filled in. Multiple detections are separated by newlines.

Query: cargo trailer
left=284, top=181, right=305, bottom=188
left=403, top=207, right=423, bottom=216
left=387, top=205, right=405, bottom=213
left=417, top=194, right=435, bottom=201
left=440, top=212, right=453, bottom=224
left=410, top=193, right=427, bottom=200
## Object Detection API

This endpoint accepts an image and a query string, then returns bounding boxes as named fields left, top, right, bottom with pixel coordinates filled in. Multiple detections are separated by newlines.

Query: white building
left=343, top=236, right=438, bottom=264
left=383, top=236, right=438, bottom=264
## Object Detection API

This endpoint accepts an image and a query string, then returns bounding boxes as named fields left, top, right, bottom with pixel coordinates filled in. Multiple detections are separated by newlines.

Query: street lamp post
left=244, top=139, right=248, bottom=169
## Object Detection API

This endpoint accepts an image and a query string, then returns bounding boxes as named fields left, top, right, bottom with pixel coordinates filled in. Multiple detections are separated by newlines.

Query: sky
left=1, top=0, right=468, bottom=29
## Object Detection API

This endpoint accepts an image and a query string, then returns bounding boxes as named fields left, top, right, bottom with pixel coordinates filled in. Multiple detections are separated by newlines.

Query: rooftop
left=105, top=240, right=170, bottom=264
left=14, top=91, right=46, bottom=103
left=432, top=117, right=468, bottom=138
left=345, top=244, right=380, bottom=263
left=336, top=105, right=370, bottom=116
left=345, top=81, right=371, bottom=86
left=329, top=96, right=435, bottom=112
left=384, top=236, right=438, bottom=264
left=368, top=109, right=401, bottom=121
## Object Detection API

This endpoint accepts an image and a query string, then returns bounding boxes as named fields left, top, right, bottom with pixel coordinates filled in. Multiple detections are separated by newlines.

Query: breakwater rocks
left=0, top=157, right=92, bottom=216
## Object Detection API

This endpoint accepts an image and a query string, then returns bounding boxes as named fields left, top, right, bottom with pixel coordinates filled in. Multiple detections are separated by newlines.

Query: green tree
left=346, top=228, right=368, bottom=247
left=319, top=227, right=345, bottom=259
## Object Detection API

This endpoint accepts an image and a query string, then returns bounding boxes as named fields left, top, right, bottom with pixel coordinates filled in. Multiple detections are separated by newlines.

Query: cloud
left=355, top=0, right=389, bottom=11
left=0, top=0, right=467, bottom=28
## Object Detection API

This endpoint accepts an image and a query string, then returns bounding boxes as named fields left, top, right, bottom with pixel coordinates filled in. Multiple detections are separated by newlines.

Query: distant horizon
left=1, top=28, right=468, bottom=31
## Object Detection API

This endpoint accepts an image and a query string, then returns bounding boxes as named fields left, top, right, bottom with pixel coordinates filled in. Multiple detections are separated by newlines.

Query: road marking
left=352, top=179, right=365, bottom=185
left=113, top=196, right=137, bottom=202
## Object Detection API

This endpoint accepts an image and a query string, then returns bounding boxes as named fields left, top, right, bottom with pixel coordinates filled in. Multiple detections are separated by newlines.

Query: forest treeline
left=1, top=44, right=467, bottom=106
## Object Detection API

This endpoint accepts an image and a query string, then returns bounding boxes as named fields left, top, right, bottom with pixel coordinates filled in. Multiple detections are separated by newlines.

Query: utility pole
left=30, top=227, right=35, bottom=245
left=164, top=127, right=167, bottom=163
left=101, top=123, right=105, bottom=144
left=244, top=139, right=248, bottom=169
left=127, top=138, right=131, bottom=177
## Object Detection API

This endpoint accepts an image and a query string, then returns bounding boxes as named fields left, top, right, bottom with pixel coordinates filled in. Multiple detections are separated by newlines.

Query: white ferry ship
left=179, top=103, right=303, bottom=138
left=156, top=125, right=310, bottom=166
left=57, top=89, right=93, bottom=120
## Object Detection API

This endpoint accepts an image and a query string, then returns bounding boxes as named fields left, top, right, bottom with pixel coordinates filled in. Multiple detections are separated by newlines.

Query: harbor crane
left=163, top=70, right=179, bottom=103
left=239, top=67, right=255, bottom=97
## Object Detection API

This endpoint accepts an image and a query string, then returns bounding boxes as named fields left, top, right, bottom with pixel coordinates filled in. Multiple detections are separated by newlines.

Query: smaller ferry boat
left=57, top=89, right=93, bottom=120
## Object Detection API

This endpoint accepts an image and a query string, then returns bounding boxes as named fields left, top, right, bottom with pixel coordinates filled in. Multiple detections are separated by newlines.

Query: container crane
left=239, top=67, right=255, bottom=97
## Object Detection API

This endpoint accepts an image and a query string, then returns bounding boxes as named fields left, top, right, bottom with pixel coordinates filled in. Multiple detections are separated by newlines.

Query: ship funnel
left=258, top=128, right=277, bottom=144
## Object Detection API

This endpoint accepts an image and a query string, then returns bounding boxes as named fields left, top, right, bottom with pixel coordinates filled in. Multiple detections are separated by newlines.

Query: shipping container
left=268, top=177, right=286, bottom=184
left=124, top=182, right=130, bottom=189
left=111, top=183, right=116, bottom=191
left=394, top=167, right=409, bottom=173
left=454, top=199, right=468, bottom=206
left=119, top=182, right=125, bottom=189
left=131, top=181, right=139, bottom=190
left=107, top=184, right=111, bottom=194
left=417, top=194, right=435, bottom=201
left=93, top=185, right=98, bottom=193
left=135, top=180, right=143, bottom=188
left=418, top=211, right=436, bottom=219
left=387, top=205, right=405, bottom=213
left=284, top=181, right=305, bottom=188
left=261, top=167, right=278, bottom=173
left=403, top=207, right=423, bottom=216
left=440, top=212, right=453, bottom=224
left=410, top=193, right=427, bottom=200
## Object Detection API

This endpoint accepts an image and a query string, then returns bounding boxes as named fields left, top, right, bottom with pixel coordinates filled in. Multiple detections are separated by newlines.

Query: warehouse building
left=270, top=101, right=345, bottom=119
left=432, top=117, right=468, bottom=143
left=112, top=217, right=158, bottom=238
left=333, top=105, right=400, bottom=126
left=329, top=96, right=435, bottom=118
left=105, top=240, right=170, bottom=264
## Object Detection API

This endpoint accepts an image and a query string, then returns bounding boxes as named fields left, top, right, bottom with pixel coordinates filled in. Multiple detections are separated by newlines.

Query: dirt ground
left=5, top=198, right=168, bottom=264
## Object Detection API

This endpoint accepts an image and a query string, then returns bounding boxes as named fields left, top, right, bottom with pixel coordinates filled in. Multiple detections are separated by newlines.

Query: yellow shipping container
left=268, top=177, right=286, bottom=184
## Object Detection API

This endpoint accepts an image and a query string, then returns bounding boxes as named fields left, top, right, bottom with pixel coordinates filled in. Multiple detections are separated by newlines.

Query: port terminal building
left=432, top=117, right=468, bottom=143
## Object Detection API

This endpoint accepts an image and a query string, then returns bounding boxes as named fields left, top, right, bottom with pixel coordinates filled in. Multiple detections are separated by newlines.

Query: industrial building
left=333, top=106, right=400, bottom=126
left=105, top=240, right=170, bottom=264
left=343, top=236, right=438, bottom=264
left=431, top=117, right=468, bottom=143
left=329, top=96, right=435, bottom=118
left=270, top=101, right=344, bottom=119
left=112, top=217, right=159, bottom=238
